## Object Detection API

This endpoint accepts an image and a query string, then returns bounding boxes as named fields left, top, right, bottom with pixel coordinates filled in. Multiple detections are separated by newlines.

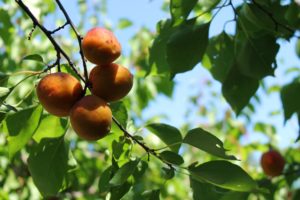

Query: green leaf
left=98, top=166, right=113, bottom=196
left=109, top=159, right=140, bottom=186
left=296, top=39, right=300, bottom=59
left=0, top=9, right=13, bottom=46
left=235, top=31, right=279, bottom=79
left=190, top=177, right=223, bottom=200
left=28, top=137, right=69, bottom=197
left=280, top=81, right=300, bottom=121
left=60, top=64, right=81, bottom=80
left=0, top=111, right=6, bottom=124
left=159, top=150, right=184, bottom=165
left=0, top=72, right=9, bottom=87
left=162, top=167, right=175, bottom=180
left=141, top=189, right=160, bottom=200
left=33, top=115, right=68, bottom=143
left=222, top=64, right=259, bottom=115
left=166, top=20, right=209, bottom=77
left=21, top=54, right=44, bottom=63
left=110, top=101, right=128, bottom=128
left=118, top=18, right=133, bottom=29
left=189, top=160, right=258, bottom=192
left=285, top=2, right=300, bottom=29
left=170, top=0, right=198, bottom=25
left=111, top=181, right=132, bottom=200
left=146, top=123, right=182, bottom=153
left=203, top=32, right=234, bottom=83
left=220, top=191, right=250, bottom=200
left=5, top=105, right=43, bottom=158
left=183, top=127, right=237, bottom=160
left=0, top=87, right=10, bottom=99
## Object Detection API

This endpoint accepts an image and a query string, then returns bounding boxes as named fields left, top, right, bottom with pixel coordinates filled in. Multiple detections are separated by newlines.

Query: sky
left=56, top=0, right=300, bottom=149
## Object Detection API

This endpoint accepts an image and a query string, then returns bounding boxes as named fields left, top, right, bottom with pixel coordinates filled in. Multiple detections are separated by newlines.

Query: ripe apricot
left=82, top=27, right=121, bottom=65
left=89, top=63, right=133, bottom=102
left=36, top=72, right=83, bottom=117
left=260, top=150, right=285, bottom=177
left=70, top=95, right=112, bottom=141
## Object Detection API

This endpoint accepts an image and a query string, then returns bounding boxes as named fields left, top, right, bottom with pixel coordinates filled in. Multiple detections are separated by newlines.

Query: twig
left=15, top=0, right=86, bottom=83
left=49, top=21, right=68, bottom=34
left=55, top=0, right=90, bottom=92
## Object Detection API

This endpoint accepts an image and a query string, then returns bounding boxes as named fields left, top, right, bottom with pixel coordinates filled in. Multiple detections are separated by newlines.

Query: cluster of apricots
left=36, top=27, right=133, bottom=141
left=260, top=149, right=285, bottom=177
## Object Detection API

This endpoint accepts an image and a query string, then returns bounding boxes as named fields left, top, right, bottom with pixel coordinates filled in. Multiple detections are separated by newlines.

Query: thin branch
left=49, top=21, right=68, bottom=34
left=27, top=23, right=36, bottom=40
left=15, top=0, right=86, bottom=83
left=55, top=0, right=90, bottom=91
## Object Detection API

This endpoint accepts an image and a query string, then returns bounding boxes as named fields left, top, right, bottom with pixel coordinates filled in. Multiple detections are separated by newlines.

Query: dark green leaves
left=5, top=106, right=43, bottom=158
left=222, top=65, right=259, bottom=115
left=189, top=161, right=258, bottom=192
left=149, top=19, right=210, bottom=77
left=109, top=159, right=140, bottom=186
left=280, top=81, right=300, bottom=121
left=183, top=128, right=237, bottom=160
left=146, top=123, right=182, bottom=153
left=159, top=150, right=184, bottom=165
left=167, top=21, right=210, bottom=77
left=28, top=137, right=69, bottom=196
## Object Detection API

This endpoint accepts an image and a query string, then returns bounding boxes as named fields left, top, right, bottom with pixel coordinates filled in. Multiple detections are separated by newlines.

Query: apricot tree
left=0, top=0, right=300, bottom=199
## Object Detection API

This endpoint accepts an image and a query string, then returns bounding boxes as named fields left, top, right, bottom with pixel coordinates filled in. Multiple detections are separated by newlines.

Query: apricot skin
left=89, top=63, right=133, bottom=102
left=260, top=150, right=285, bottom=177
left=70, top=95, right=112, bottom=141
left=36, top=72, right=83, bottom=117
left=82, top=27, right=121, bottom=65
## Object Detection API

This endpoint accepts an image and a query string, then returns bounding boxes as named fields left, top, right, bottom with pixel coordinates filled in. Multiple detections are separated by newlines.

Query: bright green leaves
left=146, top=123, right=182, bottom=153
left=33, top=115, right=68, bottom=143
left=4, top=105, right=43, bottom=158
left=189, top=161, right=259, bottom=192
left=0, top=9, right=13, bottom=46
left=28, top=137, right=70, bottom=196
left=149, top=18, right=210, bottom=78
left=170, top=0, right=197, bottom=25
left=21, top=54, right=44, bottom=64
left=280, top=80, right=300, bottom=121
left=183, top=128, right=237, bottom=160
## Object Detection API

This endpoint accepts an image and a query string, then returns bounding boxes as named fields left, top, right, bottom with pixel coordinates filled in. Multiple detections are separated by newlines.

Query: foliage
left=0, top=0, right=300, bottom=199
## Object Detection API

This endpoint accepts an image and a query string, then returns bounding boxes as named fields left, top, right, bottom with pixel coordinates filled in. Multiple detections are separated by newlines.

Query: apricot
left=260, top=150, right=285, bottom=177
left=70, top=95, right=112, bottom=141
left=89, top=63, right=133, bottom=102
left=36, top=72, right=83, bottom=117
left=82, top=27, right=121, bottom=65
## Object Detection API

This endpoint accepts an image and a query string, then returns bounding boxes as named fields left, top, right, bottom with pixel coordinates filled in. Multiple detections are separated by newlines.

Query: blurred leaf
left=28, top=137, right=69, bottom=197
left=0, top=111, right=6, bottom=124
left=170, top=0, right=198, bottom=25
left=110, top=101, right=128, bottom=128
left=33, top=115, right=68, bottom=143
left=189, top=160, right=258, bottom=192
left=162, top=167, right=175, bottom=180
left=222, top=64, right=259, bottom=115
left=0, top=87, right=10, bottom=100
left=109, top=159, right=140, bottom=186
left=285, top=2, right=300, bottom=29
left=146, top=123, right=182, bottom=153
left=167, top=20, right=209, bottom=77
left=281, top=81, right=300, bottom=121
left=296, top=39, right=300, bottom=59
left=0, top=9, right=13, bottom=45
left=220, top=191, right=249, bottom=200
left=118, top=18, right=133, bottom=29
left=99, top=166, right=113, bottom=196
left=21, top=54, right=44, bottom=64
left=60, top=64, right=81, bottom=81
left=190, top=177, right=223, bottom=200
left=111, top=181, right=132, bottom=200
left=0, top=72, right=9, bottom=87
left=159, top=150, right=184, bottom=165
left=183, top=128, right=237, bottom=160
left=203, top=32, right=234, bottom=83
left=141, top=189, right=160, bottom=200
left=5, top=105, right=43, bottom=158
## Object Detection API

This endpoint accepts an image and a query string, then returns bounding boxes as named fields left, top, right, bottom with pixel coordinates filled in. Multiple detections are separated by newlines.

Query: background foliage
left=1, top=0, right=300, bottom=199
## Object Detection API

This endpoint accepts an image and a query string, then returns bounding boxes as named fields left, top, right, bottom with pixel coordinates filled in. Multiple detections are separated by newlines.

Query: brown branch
left=15, top=0, right=86, bottom=83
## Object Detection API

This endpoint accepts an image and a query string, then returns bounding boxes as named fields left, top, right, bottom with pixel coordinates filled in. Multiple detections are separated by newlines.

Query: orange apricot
left=70, top=95, right=112, bottom=141
left=82, top=27, right=121, bottom=65
left=36, top=72, right=83, bottom=117
left=89, top=63, right=133, bottom=102
left=260, top=150, right=285, bottom=177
